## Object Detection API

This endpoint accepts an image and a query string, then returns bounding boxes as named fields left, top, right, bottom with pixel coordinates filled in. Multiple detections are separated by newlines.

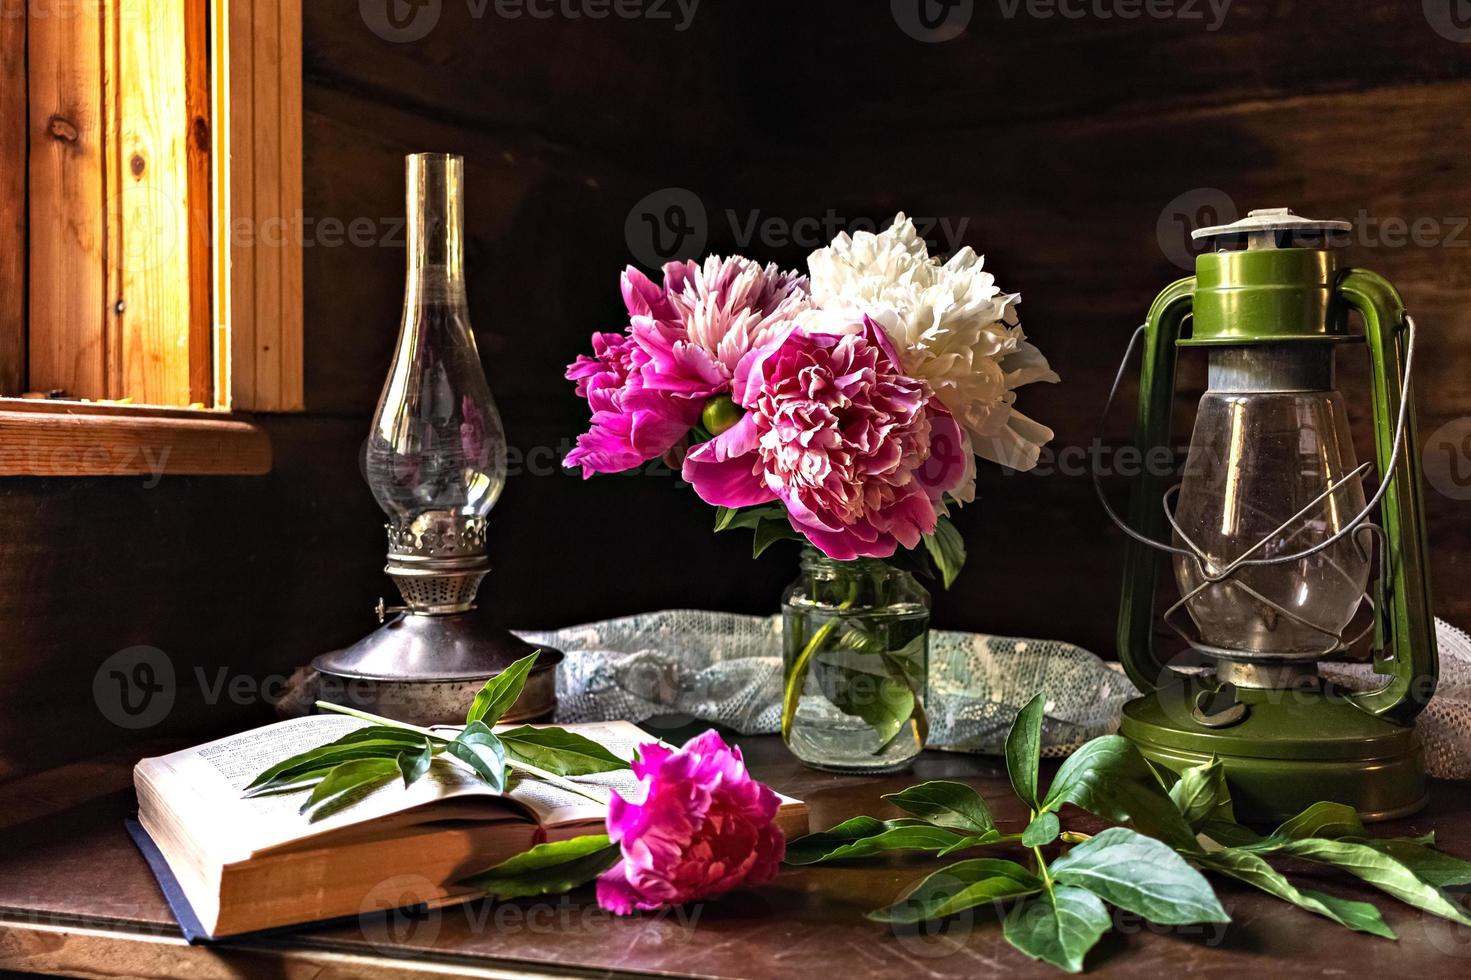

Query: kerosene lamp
left=314, top=153, right=561, bottom=725
left=1105, top=208, right=1437, bottom=821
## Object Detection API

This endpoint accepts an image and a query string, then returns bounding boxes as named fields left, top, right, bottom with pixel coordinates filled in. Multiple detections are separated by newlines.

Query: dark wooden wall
left=3, top=0, right=1470, bottom=780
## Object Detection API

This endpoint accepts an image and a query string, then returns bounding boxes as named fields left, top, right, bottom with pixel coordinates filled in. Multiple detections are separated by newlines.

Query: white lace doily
left=516, top=611, right=1471, bottom=778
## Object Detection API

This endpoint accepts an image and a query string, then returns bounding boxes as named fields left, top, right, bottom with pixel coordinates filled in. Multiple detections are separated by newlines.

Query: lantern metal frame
left=1106, top=209, right=1438, bottom=822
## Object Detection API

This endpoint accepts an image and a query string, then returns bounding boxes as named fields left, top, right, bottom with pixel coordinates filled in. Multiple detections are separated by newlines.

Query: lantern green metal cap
left=1182, top=208, right=1356, bottom=347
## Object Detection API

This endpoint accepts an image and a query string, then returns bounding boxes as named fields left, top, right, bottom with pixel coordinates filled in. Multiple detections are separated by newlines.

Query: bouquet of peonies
left=566, top=213, right=1057, bottom=576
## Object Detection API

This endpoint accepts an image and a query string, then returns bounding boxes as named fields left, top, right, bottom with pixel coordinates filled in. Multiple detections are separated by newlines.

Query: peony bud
left=701, top=395, right=744, bottom=436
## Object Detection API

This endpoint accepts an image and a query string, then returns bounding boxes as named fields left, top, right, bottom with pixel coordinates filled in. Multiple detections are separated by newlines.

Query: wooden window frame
left=0, top=0, right=303, bottom=477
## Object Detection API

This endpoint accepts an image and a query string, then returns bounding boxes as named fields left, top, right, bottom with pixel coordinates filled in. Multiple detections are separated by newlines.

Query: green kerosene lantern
left=1109, top=208, right=1437, bottom=822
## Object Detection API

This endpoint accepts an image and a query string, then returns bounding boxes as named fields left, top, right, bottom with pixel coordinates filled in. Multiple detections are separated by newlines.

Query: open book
left=134, top=716, right=809, bottom=939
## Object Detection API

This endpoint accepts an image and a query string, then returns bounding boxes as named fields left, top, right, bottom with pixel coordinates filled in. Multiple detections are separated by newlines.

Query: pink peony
left=597, top=730, right=785, bottom=915
left=634, top=255, right=811, bottom=400
left=566, top=259, right=809, bottom=477
left=682, top=318, right=967, bottom=560
left=564, top=330, right=700, bottom=477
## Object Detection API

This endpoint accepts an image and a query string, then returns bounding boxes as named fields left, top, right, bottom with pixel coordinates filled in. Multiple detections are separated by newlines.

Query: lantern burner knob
left=1192, top=207, right=1352, bottom=250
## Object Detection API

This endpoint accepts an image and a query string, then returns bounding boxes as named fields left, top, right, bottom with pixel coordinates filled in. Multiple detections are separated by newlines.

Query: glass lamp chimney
left=1171, top=344, right=1370, bottom=664
left=364, top=153, right=507, bottom=613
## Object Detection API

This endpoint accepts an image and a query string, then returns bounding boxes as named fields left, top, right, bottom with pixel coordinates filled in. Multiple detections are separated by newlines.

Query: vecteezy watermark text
left=360, top=0, right=699, bottom=43
left=995, top=0, right=1232, bottom=30
left=357, top=874, right=704, bottom=955
left=892, top=0, right=1231, bottom=40
left=625, top=188, right=972, bottom=269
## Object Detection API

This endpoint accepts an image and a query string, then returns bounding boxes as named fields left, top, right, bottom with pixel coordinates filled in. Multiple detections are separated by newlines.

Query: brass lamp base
left=313, top=612, right=563, bottom=727
left=1121, top=680, right=1426, bottom=824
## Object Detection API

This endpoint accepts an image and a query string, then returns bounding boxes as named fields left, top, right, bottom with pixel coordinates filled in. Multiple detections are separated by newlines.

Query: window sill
left=0, top=400, right=272, bottom=477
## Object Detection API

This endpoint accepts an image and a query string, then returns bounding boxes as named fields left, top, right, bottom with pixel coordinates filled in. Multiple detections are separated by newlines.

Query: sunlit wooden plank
left=27, top=0, right=108, bottom=400
left=0, top=405, right=270, bottom=476
left=112, top=0, right=195, bottom=407
left=0, top=1, right=24, bottom=396
left=222, top=0, right=303, bottom=413
left=251, top=0, right=283, bottom=409
left=277, top=0, right=304, bottom=410
left=186, top=0, right=213, bottom=406
left=227, top=0, right=257, bottom=408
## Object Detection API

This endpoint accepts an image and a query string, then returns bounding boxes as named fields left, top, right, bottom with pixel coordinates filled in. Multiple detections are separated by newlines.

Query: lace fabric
left=516, top=611, right=1471, bottom=778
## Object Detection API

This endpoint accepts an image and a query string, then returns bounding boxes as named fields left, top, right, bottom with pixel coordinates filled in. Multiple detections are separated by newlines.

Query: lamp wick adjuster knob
left=375, top=597, right=410, bottom=624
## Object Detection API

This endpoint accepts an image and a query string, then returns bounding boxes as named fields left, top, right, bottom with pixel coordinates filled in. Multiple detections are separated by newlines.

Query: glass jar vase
left=781, top=548, right=930, bottom=773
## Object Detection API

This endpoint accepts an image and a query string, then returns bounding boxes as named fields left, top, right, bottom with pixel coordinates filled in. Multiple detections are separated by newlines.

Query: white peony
left=802, top=213, right=1058, bottom=496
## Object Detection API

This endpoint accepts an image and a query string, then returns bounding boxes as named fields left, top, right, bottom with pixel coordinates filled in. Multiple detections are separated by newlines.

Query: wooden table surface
left=3, top=734, right=1471, bottom=979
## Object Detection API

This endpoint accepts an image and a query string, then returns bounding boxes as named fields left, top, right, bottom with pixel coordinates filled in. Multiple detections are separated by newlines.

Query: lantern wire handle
left=1091, top=323, right=1196, bottom=559
left=1095, top=316, right=1417, bottom=569
left=1228, top=314, right=1418, bottom=567
left=1096, top=315, right=1418, bottom=661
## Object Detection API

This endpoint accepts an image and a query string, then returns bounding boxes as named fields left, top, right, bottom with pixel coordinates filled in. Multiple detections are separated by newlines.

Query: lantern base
left=1120, top=680, right=1426, bottom=824
left=312, top=612, right=563, bottom=728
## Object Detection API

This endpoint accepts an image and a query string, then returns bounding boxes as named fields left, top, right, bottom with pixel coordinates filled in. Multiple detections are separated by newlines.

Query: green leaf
left=396, top=739, right=434, bottom=787
left=781, top=586, right=860, bottom=740
left=1022, top=811, right=1061, bottom=848
left=922, top=517, right=967, bottom=590
left=783, top=815, right=886, bottom=863
left=1050, top=827, right=1229, bottom=925
left=1196, top=848, right=1394, bottom=938
left=1267, top=801, right=1366, bottom=842
left=465, top=652, right=541, bottom=727
left=1003, top=885, right=1111, bottom=974
left=1042, top=735, right=1196, bottom=849
left=752, top=515, right=801, bottom=558
left=461, top=834, right=621, bottom=899
left=884, top=545, right=936, bottom=582
left=245, top=744, right=405, bottom=796
left=1168, top=757, right=1234, bottom=831
left=1295, top=888, right=1398, bottom=937
left=1270, top=838, right=1471, bottom=926
left=881, top=781, right=995, bottom=834
left=822, top=663, right=916, bottom=751
left=784, top=817, right=991, bottom=866
left=937, top=832, right=1003, bottom=858
left=880, top=644, right=930, bottom=747
left=1198, top=818, right=1264, bottom=849
left=1361, top=839, right=1471, bottom=888
left=816, top=639, right=929, bottom=752
left=297, top=758, right=400, bottom=821
left=1242, top=801, right=1471, bottom=888
left=1006, top=693, right=1046, bottom=809
left=312, top=726, right=434, bottom=747
left=334, top=725, right=448, bottom=745
left=714, top=504, right=786, bottom=533
left=244, top=727, right=433, bottom=796
left=790, top=824, right=992, bottom=866
left=868, top=859, right=1041, bottom=924
left=446, top=721, right=508, bottom=792
left=498, top=726, right=630, bottom=776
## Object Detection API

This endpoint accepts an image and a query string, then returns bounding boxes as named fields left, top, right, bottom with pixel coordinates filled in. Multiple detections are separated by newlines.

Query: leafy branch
left=244, top=651, right=630, bottom=822
left=784, top=692, right=1471, bottom=973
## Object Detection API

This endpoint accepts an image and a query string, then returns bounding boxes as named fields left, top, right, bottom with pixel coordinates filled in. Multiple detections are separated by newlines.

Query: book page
left=142, top=715, right=525, bottom=859
left=139, top=716, right=801, bottom=858
left=500, top=721, right=657, bottom=828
